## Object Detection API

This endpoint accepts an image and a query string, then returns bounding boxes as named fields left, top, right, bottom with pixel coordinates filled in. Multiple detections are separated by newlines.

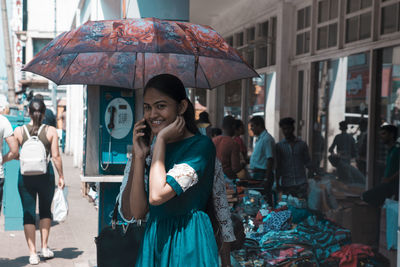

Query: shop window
left=344, top=0, right=372, bottom=43
left=246, top=46, right=255, bottom=67
left=330, top=0, right=339, bottom=19
left=296, top=6, right=311, bottom=55
left=312, top=52, right=370, bottom=183
left=226, top=36, right=234, bottom=47
left=259, top=21, right=268, bottom=37
left=316, top=0, right=338, bottom=51
left=235, top=32, right=244, bottom=47
left=317, top=24, right=337, bottom=50
left=298, top=6, right=311, bottom=30
left=270, top=17, right=277, bottom=65
left=359, top=13, right=371, bottom=39
left=247, top=27, right=255, bottom=42
left=22, top=0, right=27, bottom=31
left=227, top=17, right=276, bottom=70
left=194, top=89, right=207, bottom=120
left=345, top=14, right=371, bottom=43
left=224, top=80, right=242, bottom=118
left=32, top=38, right=52, bottom=56
left=346, top=17, right=358, bottom=43
left=297, top=34, right=304, bottom=55
left=347, top=0, right=372, bottom=13
left=328, top=23, right=338, bottom=47
left=318, top=0, right=329, bottom=23
left=249, top=75, right=266, bottom=119
left=317, top=26, right=328, bottom=50
left=256, top=45, right=267, bottom=68
left=318, top=0, right=338, bottom=23
left=374, top=46, right=400, bottom=181
left=381, top=3, right=399, bottom=35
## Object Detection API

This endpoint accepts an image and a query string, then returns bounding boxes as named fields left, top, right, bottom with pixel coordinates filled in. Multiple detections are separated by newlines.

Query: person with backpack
left=14, top=99, right=65, bottom=265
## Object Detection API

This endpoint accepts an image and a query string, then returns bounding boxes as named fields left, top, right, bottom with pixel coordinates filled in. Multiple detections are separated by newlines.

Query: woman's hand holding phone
left=133, top=118, right=151, bottom=159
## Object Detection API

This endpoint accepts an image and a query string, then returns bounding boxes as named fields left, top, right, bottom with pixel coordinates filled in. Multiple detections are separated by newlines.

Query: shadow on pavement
left=0, top=256, right=29, bottom=267
left=0, top=248, right=84, bottom=266
left=54, top=247, right=83, bottom=260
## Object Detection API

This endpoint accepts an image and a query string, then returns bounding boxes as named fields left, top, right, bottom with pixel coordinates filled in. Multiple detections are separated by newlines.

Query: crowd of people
left=199, top=112, right=317, bottom=207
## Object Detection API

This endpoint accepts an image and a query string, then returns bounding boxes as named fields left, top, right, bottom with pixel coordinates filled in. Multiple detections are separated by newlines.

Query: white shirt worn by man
left=0, top=115, right=13, bottom=178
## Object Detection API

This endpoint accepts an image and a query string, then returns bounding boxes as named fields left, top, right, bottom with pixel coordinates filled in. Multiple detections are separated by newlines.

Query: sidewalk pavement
left=0, top=154, right=97, bottom=267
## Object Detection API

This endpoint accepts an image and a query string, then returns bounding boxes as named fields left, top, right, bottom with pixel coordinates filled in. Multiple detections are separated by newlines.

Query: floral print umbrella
left=23, top=17, right=258, bottom=89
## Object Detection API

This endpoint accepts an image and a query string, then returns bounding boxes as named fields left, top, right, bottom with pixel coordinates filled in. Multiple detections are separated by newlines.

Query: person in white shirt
left=0, top=106, right=19, bottom=214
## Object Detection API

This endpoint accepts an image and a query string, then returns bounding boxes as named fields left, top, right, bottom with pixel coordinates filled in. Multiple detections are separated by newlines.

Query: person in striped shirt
left=276, top=117, right=315, bottom=199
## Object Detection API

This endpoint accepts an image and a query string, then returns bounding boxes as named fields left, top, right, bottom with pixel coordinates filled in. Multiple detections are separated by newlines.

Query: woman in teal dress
left=121, top=74, right=219, bottom=266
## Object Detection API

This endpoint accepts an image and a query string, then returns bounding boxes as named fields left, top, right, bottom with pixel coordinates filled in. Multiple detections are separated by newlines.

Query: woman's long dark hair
left=144, top=74, right=199, bottom=135
left=28, top=99, right=46, bottom=136
left=144, top=74, right=221, bottom=243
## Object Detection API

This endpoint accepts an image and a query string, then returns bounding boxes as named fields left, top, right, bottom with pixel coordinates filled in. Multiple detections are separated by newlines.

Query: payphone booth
left=81, top=86, right=135, bottom=232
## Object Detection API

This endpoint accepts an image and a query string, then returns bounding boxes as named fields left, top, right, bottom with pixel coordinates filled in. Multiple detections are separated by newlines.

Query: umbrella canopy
left=23, top=17, right=258, bottom=89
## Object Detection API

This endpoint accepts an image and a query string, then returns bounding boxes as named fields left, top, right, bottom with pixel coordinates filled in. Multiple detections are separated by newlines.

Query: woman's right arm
left=121, top=155, right=148, bottom=220
left=120, top=119, right=149, bottom=220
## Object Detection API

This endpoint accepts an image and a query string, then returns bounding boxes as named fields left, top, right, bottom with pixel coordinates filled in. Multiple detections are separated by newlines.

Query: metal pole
left=51, top=0, right=57, bottom=112
left=1, top=0, right=16, bottom=105
left=122, top=0, right=126, bottom=19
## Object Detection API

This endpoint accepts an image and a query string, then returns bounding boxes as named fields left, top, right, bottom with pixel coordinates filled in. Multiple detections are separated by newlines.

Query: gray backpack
left=20, top=125, right=48, bottom=176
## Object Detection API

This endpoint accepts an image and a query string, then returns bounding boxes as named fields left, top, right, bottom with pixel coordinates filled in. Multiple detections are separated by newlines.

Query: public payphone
left=99, top=87, right=134, bottom=174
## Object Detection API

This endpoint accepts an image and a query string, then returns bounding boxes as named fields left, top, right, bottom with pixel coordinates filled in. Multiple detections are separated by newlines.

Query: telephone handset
left=141, top=120, right=151, bottom=146
left=100, top=97, right=134, bottom=171
left=107, top=106, right=116, bottom=130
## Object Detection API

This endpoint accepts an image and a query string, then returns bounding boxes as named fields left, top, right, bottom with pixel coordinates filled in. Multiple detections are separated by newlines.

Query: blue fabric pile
left=295, top=216, right=352, bottom=262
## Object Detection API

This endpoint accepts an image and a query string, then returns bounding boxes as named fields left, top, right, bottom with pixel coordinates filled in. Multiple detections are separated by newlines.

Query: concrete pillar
left=274, top=2, right=295, bottom=139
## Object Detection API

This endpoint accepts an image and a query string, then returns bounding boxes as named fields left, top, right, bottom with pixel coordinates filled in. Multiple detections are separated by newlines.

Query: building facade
left=192, top=0, right=400, bottom=191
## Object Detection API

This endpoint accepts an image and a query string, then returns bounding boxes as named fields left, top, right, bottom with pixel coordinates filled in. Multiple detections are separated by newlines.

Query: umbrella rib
left=198, top=60, right=211, bottom=89
left=132, top=52, right=137, bottom=89
left=174, top=22, right=198, bottom=57
left=57, top=53, right=80, bottom=84
left=58, top=27, right=81, bottom=56
left=153, top=17, right=160, bottom=54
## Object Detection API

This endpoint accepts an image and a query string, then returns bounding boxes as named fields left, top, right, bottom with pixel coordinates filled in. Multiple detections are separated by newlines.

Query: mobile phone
left=141, top=120, right=151, bottom=146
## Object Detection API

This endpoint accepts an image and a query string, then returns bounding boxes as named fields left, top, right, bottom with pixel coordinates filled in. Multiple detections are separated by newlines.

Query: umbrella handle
left=194, top=48, right=199, bottom=89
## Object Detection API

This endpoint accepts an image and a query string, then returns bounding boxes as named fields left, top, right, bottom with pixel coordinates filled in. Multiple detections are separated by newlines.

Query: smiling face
left=143, top=87, right=180, bottom=135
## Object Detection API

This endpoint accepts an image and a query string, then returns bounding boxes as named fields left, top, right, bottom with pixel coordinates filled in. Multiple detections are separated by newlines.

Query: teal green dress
left=136, top=134, right=219, bottom=267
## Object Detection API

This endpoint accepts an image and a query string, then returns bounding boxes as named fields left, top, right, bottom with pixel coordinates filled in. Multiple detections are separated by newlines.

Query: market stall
left=227, top=176, right=391, bottom=266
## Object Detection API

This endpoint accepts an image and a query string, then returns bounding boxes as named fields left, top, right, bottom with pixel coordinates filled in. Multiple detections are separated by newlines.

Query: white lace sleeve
left=166, top=163, right=199, bottom=194
left=117, top=155, right=136, bottom=223
left=213, top=159, right=236, bottom=242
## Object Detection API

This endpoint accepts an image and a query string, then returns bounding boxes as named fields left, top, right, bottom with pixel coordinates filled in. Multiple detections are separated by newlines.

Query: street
left=0, top=154, right=97, bottom=267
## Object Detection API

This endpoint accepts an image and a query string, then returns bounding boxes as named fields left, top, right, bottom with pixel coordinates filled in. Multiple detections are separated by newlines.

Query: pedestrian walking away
left=13, top=99, right=66, bottom=265
left=120, top=74, right=219, bottom=267
left=33, top=94, right=57, bottom=127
